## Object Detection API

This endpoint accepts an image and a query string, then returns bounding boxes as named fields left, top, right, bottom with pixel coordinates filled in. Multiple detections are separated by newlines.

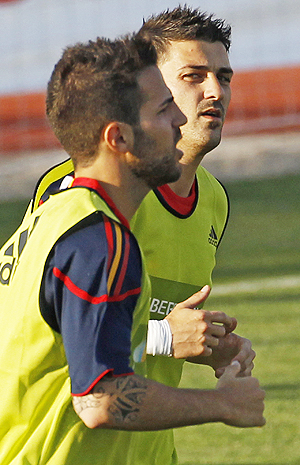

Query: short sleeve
left=40, top=212, right=142, bottom=395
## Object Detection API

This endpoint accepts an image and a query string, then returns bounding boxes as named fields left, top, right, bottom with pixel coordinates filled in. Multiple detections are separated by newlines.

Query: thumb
left=220, top=360, right=241, bottom=381
left=225, top=317, right=238, bottom=334
left=177, top=285, right=211, bottom=309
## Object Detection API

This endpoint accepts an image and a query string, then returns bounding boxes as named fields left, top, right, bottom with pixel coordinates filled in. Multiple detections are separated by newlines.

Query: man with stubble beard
left=132, top=6, right=255, bottom=390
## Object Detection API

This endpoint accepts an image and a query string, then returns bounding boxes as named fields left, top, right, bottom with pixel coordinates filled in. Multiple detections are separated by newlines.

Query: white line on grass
left=211, top=275, right=300, bottom=296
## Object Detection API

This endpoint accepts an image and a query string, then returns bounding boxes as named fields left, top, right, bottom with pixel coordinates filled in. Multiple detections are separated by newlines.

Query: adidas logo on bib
left=208, top=225, right=218, bottom=247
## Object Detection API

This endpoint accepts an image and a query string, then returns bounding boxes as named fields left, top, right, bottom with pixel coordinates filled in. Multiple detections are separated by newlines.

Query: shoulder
left=52, top=212, right=141, bottom=273
left=41, top=213, right=142, bottom=330
left=197, top=165, right=229, bottom=205
left=197, top=165, right=226, bottom=191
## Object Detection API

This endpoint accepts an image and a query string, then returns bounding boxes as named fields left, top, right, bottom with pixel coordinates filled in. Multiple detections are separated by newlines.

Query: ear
left=103, top=122, right=134, bottom=154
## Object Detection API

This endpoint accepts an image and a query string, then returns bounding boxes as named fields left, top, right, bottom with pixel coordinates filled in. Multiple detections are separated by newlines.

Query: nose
left=173, top=102, right=187, bottom=128
left=203, top=73, right=225, bottom=100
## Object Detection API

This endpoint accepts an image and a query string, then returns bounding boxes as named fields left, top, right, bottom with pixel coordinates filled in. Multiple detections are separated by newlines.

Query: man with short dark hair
left=0, top=30, right=264, bottom=465
left=0, top=33, right=265, bottom=465
left=131, top=7, right=258, bottom=457
left=131, top=4, right=254, bottom=376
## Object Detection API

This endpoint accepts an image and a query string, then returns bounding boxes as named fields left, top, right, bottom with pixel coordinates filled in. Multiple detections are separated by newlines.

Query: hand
left=190, top=332, right=255, bottom=378
left=165, top=285, right=237, bottom=359
left=215, top=333, right=255, bottom=378
left=216, top=361, right=266, bottom=428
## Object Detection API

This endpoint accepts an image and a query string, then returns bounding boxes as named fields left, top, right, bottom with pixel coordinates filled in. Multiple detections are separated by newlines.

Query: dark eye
left=182, top=73, right=204, bottom=82
left=218, top=75, right=232, bottom=84
left=158, top=106, right=168, bottom=114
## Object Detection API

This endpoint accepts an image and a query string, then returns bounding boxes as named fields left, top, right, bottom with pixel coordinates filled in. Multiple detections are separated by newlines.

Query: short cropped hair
left=138, top=5, right=231, bottom=61
left=46, top=35, right=157, bottom=166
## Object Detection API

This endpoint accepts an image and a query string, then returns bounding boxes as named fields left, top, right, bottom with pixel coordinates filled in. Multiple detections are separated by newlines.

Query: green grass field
left=0, top=173, right=299, bottom=464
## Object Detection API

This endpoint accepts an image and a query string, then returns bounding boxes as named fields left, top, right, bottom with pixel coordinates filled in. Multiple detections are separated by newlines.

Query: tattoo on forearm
left=72, top=375, right=148, bottom=425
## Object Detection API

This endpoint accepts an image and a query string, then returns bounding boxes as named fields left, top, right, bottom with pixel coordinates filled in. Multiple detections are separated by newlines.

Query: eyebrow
left=179, top=65, right=234, bottom=75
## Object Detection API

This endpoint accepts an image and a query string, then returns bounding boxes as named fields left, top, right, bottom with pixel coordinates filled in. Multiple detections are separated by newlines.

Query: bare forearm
left=72, top=373, right=223, bottom=431
left=73, top=361, right=265, bottom=431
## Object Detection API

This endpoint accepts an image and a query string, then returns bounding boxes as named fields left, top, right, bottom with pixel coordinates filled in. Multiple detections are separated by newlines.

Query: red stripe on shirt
left=108, top=286, right=141, bottom=302
left=71, top=177, right=130, bottom=230
left=157, top=179, right=197, bottom=216
left=113, top=229, right=130, bottom=296
left=53, top=267, right=141, bottom=304
left=103, top=215, right=114, bottom=271
left=71, top=369, right=134, bottom=397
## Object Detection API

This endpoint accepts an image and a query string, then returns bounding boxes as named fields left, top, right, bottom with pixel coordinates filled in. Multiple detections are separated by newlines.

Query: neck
left=75, top=154, right=149, bottom=223
left=97, top=181, right=149, bottom=222
left=167, top=158, right=200, bottom=197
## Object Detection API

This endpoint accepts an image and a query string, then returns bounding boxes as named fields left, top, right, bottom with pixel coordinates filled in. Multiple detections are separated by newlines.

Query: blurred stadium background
left=0, top=0, right=299, bottom=199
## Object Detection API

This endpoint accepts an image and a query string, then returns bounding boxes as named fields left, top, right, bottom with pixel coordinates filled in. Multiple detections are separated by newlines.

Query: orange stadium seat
left=0, top=66, right=299, bottom=153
